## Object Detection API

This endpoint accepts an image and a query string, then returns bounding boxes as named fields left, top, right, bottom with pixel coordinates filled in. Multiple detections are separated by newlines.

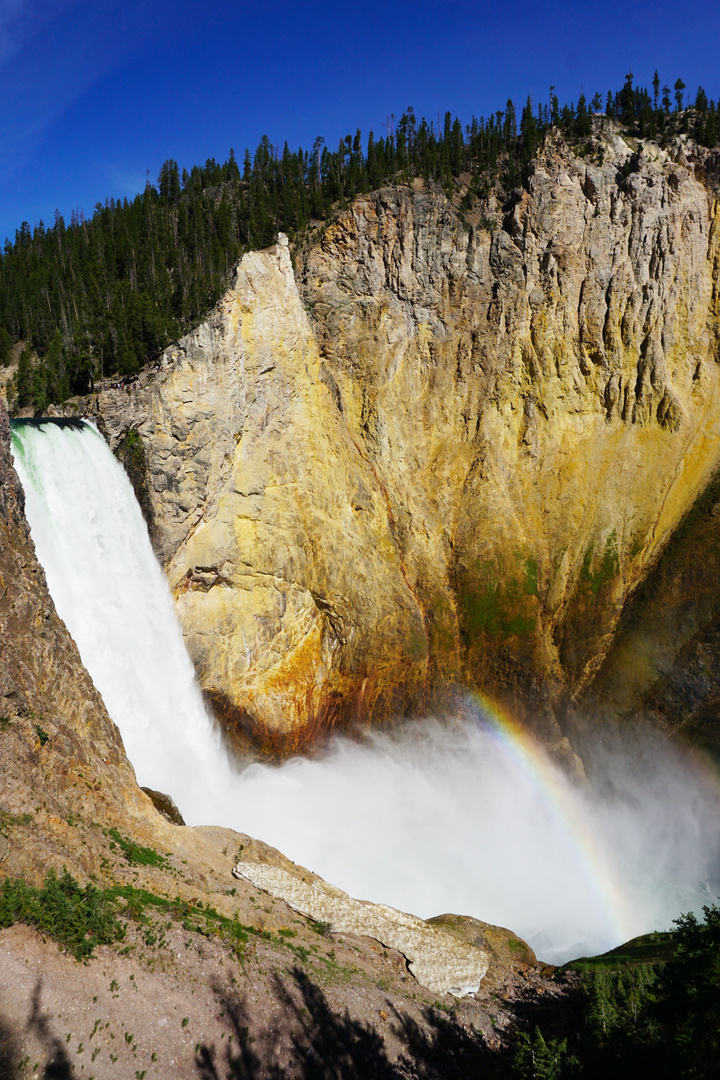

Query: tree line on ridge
left=1, top=71, right=718, bottom=412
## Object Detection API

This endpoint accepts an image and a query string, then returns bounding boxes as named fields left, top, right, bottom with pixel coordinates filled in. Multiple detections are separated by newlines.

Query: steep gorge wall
left=71, top=126, right=720, bottom=753
left=77, top=237, right=429, bottom=753
left=299, top=129, right=720, bottom=733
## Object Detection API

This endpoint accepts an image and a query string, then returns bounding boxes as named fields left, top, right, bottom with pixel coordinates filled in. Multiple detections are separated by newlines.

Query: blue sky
left=1, top=0, right=719, bottom=244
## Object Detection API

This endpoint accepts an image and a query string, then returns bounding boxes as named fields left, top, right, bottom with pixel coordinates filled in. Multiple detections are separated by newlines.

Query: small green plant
left=106, top=828, right=167, bottom=868
left=181, top=1017, right=189, bottom=1028
left=0, top=809, right=32, bottom=829
left=478, top=215, right=499, bottom=232
left=581, top=529, right=620, bottom=597
left=35, top=724, right=49, bottom=745
left=0, top=868, right=123, bottom=960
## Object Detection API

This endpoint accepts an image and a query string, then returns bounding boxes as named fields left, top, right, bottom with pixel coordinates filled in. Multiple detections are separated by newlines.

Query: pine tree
left=512, top=1027, right=576, bottom=1079
left=503, top=99, right=517, bottom=146
left=620, top=72, right=635, bottom=126
left=520, top=96, right=538, bottom=168
left=654, top=904, right=720, bottom=1077
left=14, top=345, right=33, bottom=408
left=575, top=93, right=591, bottom=137
left=0, top=325, right=11, bottom=365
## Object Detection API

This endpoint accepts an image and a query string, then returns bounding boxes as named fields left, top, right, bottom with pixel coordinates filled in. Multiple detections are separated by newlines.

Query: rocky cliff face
left=70, top=125, right=720, bottom=754
left=3, top=403, right=543, bottom=1078
left=578, top=464, right=720, bottom=757
left=77, top=236, right=429, bottom=753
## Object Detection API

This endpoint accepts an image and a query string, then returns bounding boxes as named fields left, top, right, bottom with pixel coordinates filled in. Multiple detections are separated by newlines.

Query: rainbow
left=466, top=690, right=635, bottom=947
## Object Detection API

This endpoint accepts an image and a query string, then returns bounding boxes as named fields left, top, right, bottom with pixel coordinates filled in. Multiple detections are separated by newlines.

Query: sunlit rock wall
left=74, top=127, right=720, bottom=752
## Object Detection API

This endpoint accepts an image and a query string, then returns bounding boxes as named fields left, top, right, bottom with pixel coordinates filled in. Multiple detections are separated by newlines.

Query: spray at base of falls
left=11, top=420, right=720, bottom=964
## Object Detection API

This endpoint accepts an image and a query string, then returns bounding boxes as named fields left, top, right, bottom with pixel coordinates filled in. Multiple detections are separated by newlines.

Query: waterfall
left=10, top=419, right=240, bottom=824
left=11, top=419, right=720, bottom=964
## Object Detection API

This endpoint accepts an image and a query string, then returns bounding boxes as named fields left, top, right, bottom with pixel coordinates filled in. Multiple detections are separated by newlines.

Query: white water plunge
left=11, top=420, right=720, bottom=964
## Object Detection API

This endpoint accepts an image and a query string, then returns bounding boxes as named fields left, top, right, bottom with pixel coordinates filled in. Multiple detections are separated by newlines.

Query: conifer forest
left=2, top=72, right=718, bottom=412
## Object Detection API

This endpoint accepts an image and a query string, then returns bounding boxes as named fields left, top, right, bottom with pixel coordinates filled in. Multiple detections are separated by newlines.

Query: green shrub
left=106, top=827, right=167, bottom=868
left=0, top=868, right=123, bottom=960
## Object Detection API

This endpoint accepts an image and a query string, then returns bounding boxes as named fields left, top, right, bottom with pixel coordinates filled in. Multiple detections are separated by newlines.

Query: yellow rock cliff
left=73, top=127, right=720, bottom=752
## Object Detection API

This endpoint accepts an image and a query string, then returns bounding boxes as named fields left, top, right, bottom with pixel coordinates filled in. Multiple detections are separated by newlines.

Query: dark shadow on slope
left=388, top=1003, right=494, bottom=1079
left=27, top=979, right=77, bottom=1080
left=0, top=1009, right=21, bottom=1080
left=277, top=968, right=399, bottom=1080
left=194, top=992, right=264, bottom=1080
left=10, top=417, right=86, bottom=430
left=0, top=978, right=77, bottom=1079
left=194, top=967, right=494, bottom=1080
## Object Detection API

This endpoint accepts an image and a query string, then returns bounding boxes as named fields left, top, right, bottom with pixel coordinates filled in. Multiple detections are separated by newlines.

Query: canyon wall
left=0, top=404, right=548, bottom=1078
left=70, top=125, right=720, bottom=754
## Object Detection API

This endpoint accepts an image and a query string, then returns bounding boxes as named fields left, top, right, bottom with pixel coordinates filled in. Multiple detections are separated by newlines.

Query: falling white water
left=229, top=717, right=720, bottom=962
left=10, top=419, right=241, bottom=824
left=11, top=420, right=720, bottom=963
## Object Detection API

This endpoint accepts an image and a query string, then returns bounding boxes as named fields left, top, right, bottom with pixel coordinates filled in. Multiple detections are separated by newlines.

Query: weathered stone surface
left=233, top=858, right=490, bottom=997
left=577, top=465, right=720, bottom=756
left=65, top=127, right=720, bottom=750
left=300, top=130, right=720, bottom=737
left=74, top=235, right=429, bottom=751
left=141, top=785, right=186, bottom=825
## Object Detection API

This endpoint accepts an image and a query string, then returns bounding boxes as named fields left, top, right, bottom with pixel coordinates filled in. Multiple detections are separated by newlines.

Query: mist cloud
left=231, top=715, right=720, bottom=963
